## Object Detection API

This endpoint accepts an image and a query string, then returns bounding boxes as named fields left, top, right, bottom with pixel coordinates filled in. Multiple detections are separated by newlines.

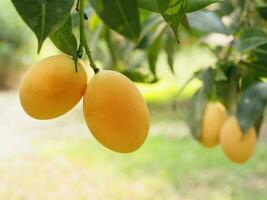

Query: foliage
left=11, top=0, right=74, bottom=52
left=11, top=0, right=218, bottom=80
left=50, top=16, right=78, bottom=58
left=187, top=0, right=267, bottom=136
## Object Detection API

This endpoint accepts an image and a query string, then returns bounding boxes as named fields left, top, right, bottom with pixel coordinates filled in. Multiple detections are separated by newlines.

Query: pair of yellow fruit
left=200, top=102, right=257, bottom=163
left=19, top=55, right=150, bottom=153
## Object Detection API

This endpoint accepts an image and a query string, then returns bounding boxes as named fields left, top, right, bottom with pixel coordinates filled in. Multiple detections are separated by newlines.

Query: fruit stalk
left=79, top=0, right=99, bottom=74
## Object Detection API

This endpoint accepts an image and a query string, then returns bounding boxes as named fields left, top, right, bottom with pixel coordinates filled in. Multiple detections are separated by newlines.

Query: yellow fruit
left=220, top=117, right=257, bottom=164
left=19, top=55, right=87, bottom=119
left=200, top=102, right=227, bottom=148
left=83, top=70, right=149, bottom=153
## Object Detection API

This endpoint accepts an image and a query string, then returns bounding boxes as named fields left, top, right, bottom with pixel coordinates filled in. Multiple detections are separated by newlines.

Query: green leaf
left=164, top=31, right=176, bottom=74
left=202, top=68, right=215, bottom=92
left=236, top=27, right=267, bottom=52
left=187, top=0, right=222, bottom=13
left=215, top=64, right=240, bottom=110
left=137, top=15, right=163, bottom=49
left=140, top=15, right=163, bottom=42
left=187, top=11, right=227, bottom=34
left=156, top=0, right=188, bottom=41
left=181, top=14, right=191, bottom=31
left=257, top=6, right=267, bottom=21
left=251, top=63, right=267, bottom=77
left=252, top=43, right=267, bottom=59
left=197, top=68, right=215, bottom=99
left=241, top=72, right=262, bottom=91
left=250, top=43, right=267, bottom=77
left=138, top=0, right=222, bottom=13
left=236, top=83, right=267, bottom=134
left=50, top=16, right=77, bottom=58
left=11, top=0, right=74, bottom=52
left=138, top=0, right=159, bottom=12
left=188, top=89, right=208, bottom=140
left=120, top=69, right=156, bottom=83
left=147, top=23, right=166, bottom=76
left=89, top=0, right=141, bottom=41
left=147, top=35, right=162, bottom=77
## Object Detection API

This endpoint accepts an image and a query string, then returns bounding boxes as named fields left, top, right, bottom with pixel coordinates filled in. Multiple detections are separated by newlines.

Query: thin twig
left=76, top=0, right=80, bottom=11
left=79, top=0, right=99, bottom=73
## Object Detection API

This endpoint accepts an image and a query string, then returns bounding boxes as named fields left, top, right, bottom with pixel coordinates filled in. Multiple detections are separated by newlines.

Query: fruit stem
left=79, top=0, right=99, bottom=74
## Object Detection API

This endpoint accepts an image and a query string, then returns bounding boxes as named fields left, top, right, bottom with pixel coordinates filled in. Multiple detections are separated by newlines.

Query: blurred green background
left=0, top=0, right=267, bottom=200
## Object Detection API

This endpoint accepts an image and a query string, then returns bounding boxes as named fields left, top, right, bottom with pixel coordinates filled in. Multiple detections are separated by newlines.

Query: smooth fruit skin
left=220, top=117, right=257, bottom=164
left=83, top=70, right=150, bottom=153
left=200, top=102, right=227, bottom=148
left=19, top=55, right=87, bottom=119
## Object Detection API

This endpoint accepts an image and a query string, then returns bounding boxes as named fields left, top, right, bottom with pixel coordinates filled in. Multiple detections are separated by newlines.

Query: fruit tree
left=10, top=0, right=267, bottom=163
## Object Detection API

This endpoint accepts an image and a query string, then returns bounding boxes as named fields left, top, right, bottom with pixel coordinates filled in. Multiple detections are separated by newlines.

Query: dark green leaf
left=11, top=0, right=74, bottom=52
left=89, top=0, right=141, bottom=41
left=236, top=27, right=267, bottom=52
left=251, top=43, right=267, bottom=61
left=255, top=114, right=264, bottom=134
left=50, top=16, right=77, bottom=57
left=156, top=0, right=188, bottom=41
left=187, top=0, right=222, bottom=13
left=215, top=64, right=240, bottom=111
left=251, top=63, right=267, bottom=77
left=198, top=68, right=215, bottom=99
left=188, top=89, right=208, bottom=140
left=250, top=43, right=267, bottom=77
left=187, top=11, right=227, bottom=34
left=257, top=6, right=267, bottom=21
left=241, top=72, right=262, bottom=91
left=236, top=83, right=267, bottom=134
left=121, top=69, right=156, bottom=83
left=138, top=0, right=159, bottom=12
left=138, top=0, right=222, bottom=13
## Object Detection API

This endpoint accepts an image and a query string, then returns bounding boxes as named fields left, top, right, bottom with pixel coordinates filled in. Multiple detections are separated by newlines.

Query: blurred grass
left=0, top=91, right=265, bottom=200
left=35, top=134, right=267, bottom=200
left=31, top=104, right=267, bottom=200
